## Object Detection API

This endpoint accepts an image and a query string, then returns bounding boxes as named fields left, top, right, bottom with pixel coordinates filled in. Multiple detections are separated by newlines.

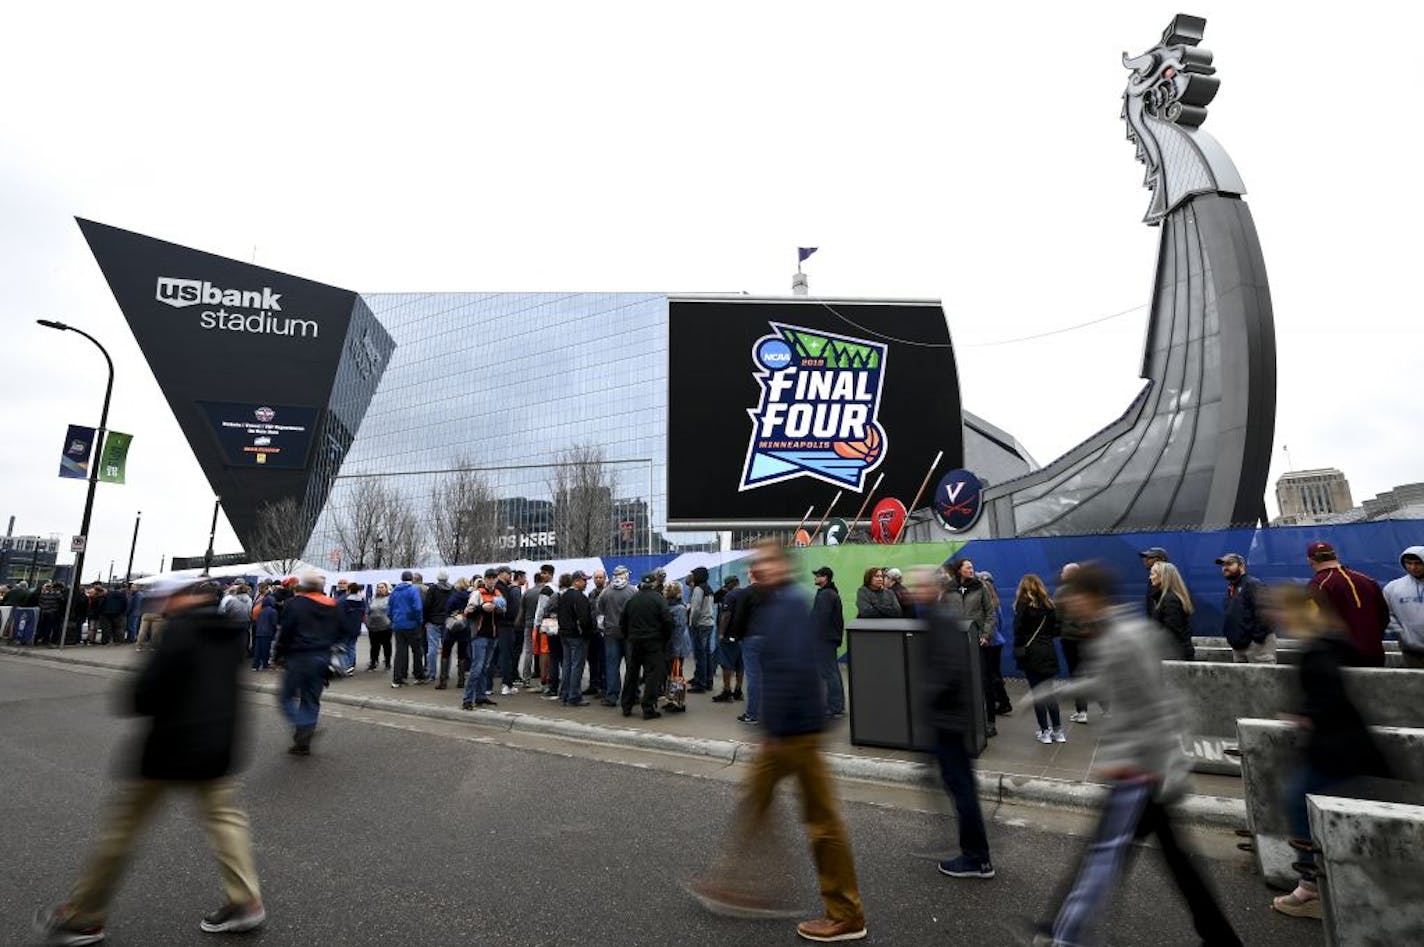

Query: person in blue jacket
left=388, top=571, right=427, bottom=687
left=690, top=542, right=867, bottom=943
left=252, top=586, right=279, bottom=671
left=337, top=583, right=366, bottom=676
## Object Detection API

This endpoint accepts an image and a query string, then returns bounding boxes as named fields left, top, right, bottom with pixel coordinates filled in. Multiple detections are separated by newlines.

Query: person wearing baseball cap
left=1305, top=541, right=1391, bottom=667
left=1215, top=553, right=1275, bottom=664
left=1138, top=547, right=1170, bottom=567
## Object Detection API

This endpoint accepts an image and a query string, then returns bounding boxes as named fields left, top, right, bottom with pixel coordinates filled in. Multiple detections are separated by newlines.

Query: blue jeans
left=741, top=635, right=765, bottom=720
left=252, top=635, right=273, bottom=670
left=934, top=729, right=989, bottom=863
left=604, top=636, right=627, bottom=703
left=344, top=631, right=360, bottom=672
left=425, top=623, right=444, bottom=681
left=560, top=637, right=590, bottom=703
left=1051, top=779, right=1239, bottom=947
left=818, top=641, right=845, bottom=715
left=463, top=637, right=495, bottom=703
left=279, top=651, right=327, bottom=729
left=1284, top=762, right=1337, bottom=879
left=691, top=624, right=715, bottom=689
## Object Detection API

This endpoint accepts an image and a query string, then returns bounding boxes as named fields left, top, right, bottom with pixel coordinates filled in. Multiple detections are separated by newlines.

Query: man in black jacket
left=910, top=567, right=993, bottom=880
left=619, top=573, right=674, bottom=719
left=34, top=580, right=266, bottom=944
left=557, top=571, right=596, bottom=706
left=1216, top=553, right=1275, bottom=663
left=273, top=571, right=341, bottom=756
left=496, top=566, right=524, bottom=696
left=811, top=567, right=846, bottom=719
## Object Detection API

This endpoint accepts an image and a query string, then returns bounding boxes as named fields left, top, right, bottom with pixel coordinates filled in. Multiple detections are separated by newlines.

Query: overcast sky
left=2, top=2, right=1418, bottom=579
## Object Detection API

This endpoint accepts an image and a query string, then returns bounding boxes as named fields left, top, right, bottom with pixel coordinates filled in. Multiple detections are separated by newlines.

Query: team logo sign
left=741, top=323, right=888, bottom=491
left=870, top=497, right=907, bottom=544
left=932, top=468, right=984, bottom=532
left=824, top=517, right=849, bottom=546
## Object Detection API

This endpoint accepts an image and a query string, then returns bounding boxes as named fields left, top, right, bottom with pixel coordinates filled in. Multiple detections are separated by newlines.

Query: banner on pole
left=58, top=425, right=97, bottom=480
left=823, top=517, right=849, bottom=546
left=98, top=431, right=133, bottom=484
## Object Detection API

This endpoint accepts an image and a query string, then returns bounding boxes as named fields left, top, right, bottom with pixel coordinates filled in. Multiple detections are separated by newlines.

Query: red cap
left=1306, top=541, right=1336, bottom=560
left=281, top=576, right=300, bottom=587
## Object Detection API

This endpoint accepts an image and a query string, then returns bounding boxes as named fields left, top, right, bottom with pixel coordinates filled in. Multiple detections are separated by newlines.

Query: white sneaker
left=1036, top=729, right=1053, bottom=744
left=1070, top=711, right=1088, bottom=724
left=500, top=685, right=512, bottom=696
left=1051, top=728, right=1067, bottom=743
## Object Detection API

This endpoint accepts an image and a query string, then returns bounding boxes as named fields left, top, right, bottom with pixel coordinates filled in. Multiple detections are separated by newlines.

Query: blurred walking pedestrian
left=273, top=571, right=340, bottom=756
left=910, top=567, right=994, bottom=881
left=1264, top=584, right=1393, bottom=919
left=33, top=579, right=266, bottom=944
left=1031, top=563, right=1241, bottom=947
left=689, top=542, right=867, bottom=942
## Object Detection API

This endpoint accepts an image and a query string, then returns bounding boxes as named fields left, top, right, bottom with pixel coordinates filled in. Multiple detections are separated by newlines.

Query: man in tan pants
left=34, top=580, right=265, bottom=945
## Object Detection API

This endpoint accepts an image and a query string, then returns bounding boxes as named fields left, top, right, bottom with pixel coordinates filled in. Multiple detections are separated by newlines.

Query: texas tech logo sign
left=740, top=322, right=888, bottom=491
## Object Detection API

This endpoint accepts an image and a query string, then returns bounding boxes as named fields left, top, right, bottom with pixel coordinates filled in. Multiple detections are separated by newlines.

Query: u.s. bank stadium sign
left=156, top=276, right=320, bottom=339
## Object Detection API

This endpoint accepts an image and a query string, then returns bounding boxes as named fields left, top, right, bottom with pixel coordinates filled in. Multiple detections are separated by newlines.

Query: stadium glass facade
left=303, top=292, right=685, bottom=567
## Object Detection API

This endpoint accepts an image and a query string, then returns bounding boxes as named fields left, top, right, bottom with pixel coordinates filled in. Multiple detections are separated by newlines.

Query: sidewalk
left=0, top=638, right=1244, bottom=824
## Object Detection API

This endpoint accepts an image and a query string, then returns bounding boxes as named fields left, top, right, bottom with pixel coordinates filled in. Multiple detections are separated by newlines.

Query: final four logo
left=740, top=323, right=888, bottom=491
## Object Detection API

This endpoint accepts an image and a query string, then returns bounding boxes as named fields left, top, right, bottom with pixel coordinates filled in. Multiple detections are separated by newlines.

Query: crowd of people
left=16, top=538, right=1424, bottom=943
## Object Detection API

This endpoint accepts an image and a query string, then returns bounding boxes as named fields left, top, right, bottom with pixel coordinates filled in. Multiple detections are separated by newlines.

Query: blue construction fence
left=951, top=519, right=1422, bottom=675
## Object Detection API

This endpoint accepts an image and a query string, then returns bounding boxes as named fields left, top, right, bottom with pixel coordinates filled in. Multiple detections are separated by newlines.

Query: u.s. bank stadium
left=81, top=217, right=1043, bottom=565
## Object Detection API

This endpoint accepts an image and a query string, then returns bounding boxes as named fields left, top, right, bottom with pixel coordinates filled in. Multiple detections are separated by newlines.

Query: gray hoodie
left=1036, top=606, right=1190, bottom=802
left=595, top=578, right=637, bottom=641
left=1383, top=545, right=1424, bottom=654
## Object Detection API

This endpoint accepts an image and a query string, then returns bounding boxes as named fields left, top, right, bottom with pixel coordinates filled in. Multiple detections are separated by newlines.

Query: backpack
left=539, top=588, right=561, bottom=636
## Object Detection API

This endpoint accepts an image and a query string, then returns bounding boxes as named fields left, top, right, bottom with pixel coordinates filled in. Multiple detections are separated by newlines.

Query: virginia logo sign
left=740, top=322, right=888, bottom=491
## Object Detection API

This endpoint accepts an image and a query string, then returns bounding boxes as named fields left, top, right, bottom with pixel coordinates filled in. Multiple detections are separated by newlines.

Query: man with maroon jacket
left=1306, top=541, right=1390, bottom=667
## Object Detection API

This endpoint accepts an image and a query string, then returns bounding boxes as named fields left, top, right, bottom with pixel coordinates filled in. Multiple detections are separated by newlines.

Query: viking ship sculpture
left=979, top=14, right=1276, bottom=536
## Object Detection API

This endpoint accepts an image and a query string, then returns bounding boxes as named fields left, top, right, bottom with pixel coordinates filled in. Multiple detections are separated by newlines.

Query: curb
left=1, top=645, right=1245, bottom=828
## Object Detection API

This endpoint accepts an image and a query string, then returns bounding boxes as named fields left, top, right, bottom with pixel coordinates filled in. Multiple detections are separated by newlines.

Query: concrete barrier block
left=1166, top=662, right=1424, bottom=775
left=1238, top=719, right=1424, bottom=889
left=1309, top=794, right=1424, bottom=945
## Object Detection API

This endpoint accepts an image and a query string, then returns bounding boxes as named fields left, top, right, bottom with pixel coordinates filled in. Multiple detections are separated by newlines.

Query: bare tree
left=383, top=492, right=425, bottom=569
left=427, top=462, right=503, bottom=565
left=548, top=445, right=614, bottom=558
left=331, top=478, right=391, bottom=569
left=248, top=498, right=310, bottom=575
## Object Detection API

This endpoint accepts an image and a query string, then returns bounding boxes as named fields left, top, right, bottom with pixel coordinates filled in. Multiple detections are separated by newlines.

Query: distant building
left=1359, top=482, right=1424, bottom=521
left=1274, top=468, right=1353, bottom=525
left=0, top=535, right=61, bottom=585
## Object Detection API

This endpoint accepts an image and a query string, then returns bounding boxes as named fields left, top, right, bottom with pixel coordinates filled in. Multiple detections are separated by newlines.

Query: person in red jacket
left=1305, top=541, right=1390, bottom=667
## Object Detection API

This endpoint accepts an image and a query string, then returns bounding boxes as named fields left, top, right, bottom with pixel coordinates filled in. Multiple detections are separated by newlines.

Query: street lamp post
left=201, top=497, right=221, bottom=576
left=124, top=511, right=141, bottom=583
left=38, top=320, right=113, bottom=651
left=374, top=537, right=384, bottom=571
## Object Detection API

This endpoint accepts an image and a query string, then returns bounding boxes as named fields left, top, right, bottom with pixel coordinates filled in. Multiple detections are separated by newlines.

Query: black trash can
left=846, top=618, right=987, bottom=756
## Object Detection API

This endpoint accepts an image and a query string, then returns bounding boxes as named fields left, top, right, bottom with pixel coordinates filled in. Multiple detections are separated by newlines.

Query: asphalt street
left=2, top=658, right=1317, bottom=946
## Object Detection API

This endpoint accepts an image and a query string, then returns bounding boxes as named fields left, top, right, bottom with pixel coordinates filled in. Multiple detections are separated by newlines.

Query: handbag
left=1013, top=616, right=1047, bottom=663
left=445, top=614, right=466, bottom=633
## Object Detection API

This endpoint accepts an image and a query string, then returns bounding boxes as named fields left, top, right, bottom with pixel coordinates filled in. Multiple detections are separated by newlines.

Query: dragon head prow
left=1122, top=14, right=1242, bottom=224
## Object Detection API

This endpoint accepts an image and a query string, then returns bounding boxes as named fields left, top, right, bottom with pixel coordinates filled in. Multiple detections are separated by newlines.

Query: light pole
left=38, top=320, right=113, bottom=650
left=201, top=497, right=221, bottom=576
left=124, top=511, right=141, bottom=582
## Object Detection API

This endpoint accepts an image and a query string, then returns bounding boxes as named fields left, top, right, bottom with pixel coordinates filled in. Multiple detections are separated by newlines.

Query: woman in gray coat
left=941, top=558, right=1003, bottom=736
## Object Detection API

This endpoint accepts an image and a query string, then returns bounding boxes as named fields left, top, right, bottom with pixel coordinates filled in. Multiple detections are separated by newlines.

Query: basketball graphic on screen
left=833, top=426, right=882, bottom=465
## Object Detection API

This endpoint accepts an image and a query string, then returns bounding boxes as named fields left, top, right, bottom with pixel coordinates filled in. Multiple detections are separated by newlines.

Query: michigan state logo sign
left=740, top=323, right=888, bottom=491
